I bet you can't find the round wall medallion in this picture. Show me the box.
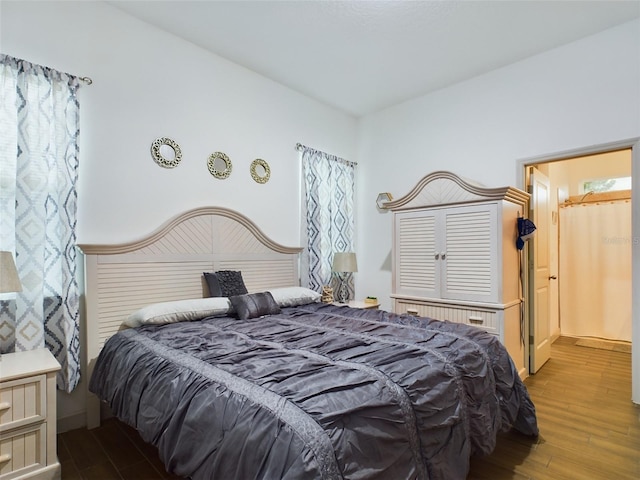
[207,152,232,179]
[250,159,271,184]
[151,137,182,168]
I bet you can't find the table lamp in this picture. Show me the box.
[332,252,357,303]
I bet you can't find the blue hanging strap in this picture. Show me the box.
[516,217,537,250]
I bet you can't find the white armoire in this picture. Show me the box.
[387,171,530,378]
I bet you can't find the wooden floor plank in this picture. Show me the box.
[91,420,148,470]
[60,427,112,471]
[120,460,169,480]
[78,461,122,480]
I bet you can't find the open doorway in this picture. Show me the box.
[528,149,632,366]
[520,138,639,406]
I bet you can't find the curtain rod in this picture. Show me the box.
[53,70,92,85]
[561,198,631,208]
[562,189,631,207]
[42,65,92,85]
[295,142,358,166]
[1,54,93,85]
[41,63,92,85]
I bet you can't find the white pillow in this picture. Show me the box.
[125,297,232,328]
[268,287,321,307]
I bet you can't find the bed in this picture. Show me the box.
[80,207,538,480]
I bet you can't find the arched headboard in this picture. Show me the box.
[79,206,302,427]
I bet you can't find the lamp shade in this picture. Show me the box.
[332,252,358,273]
[0,251,22,293]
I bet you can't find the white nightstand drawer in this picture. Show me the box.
[0,349,60,480]
[0,376,46,433]
[0,423,46,480]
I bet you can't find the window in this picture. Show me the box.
[299,146,356,298]
[582,176,631,194]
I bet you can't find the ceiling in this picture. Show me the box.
[109,0,640,117]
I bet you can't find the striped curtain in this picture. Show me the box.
[0,55,82,392]
[300,146,356,297]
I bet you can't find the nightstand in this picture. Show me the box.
[0,348,61,480]
[334,300,380,310]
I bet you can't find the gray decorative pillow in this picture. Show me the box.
[203,272,223,297]
[204,270,248,297]
[229,292,281,320]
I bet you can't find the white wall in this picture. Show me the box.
[356,19,640,402]
[1,1,356,247]
[1,0,357,429]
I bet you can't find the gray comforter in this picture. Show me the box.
[89,303,538,480]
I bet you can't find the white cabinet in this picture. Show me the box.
[388,171,530,378]
[0,349,60,480]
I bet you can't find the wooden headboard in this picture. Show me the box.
[78,206,302,428]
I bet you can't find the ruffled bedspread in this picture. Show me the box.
[89,303,538,480]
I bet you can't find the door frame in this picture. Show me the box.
[517,137,640,404]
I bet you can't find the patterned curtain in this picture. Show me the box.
[0,55,81,392]
[300,146,356,297]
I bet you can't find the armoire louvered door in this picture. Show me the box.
[396,210,439,299]
[395,203,498,304]
[441,204,497,303]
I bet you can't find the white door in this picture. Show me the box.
[529,168,551,373]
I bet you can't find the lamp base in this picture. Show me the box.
[335,273,350,303]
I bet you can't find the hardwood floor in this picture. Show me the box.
[469,336,639,479]
[58,416,184,480]
[59,337,639,479]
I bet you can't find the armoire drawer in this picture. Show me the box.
[395,300,499,335]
